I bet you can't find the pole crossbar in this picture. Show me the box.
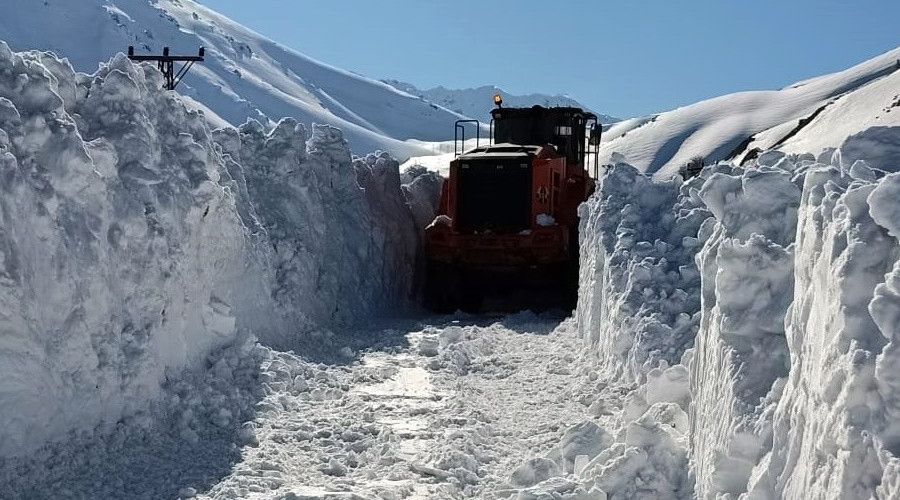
[127,46,205,90]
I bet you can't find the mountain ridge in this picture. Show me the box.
[383,79,620,126]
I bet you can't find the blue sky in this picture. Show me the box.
[198,0,900,118]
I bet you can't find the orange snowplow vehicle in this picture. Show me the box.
[424,96,601,312]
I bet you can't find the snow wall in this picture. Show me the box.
[0,43,429,458]
[575,147,900,498]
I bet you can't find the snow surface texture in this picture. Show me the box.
[400,165,444,237]
[573,151,900,498]
[576,163,706,381]
[212,121,421,345]
[599,47,900,178]
[196,314,602,500]
[0,0,475,158]
[0,43,422,459]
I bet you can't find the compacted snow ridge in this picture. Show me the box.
[571,149,900,499]
[0,43,423,469]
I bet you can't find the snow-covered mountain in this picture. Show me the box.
[0,0,476,158]
[384,79,620,126]
[601,47,900,178]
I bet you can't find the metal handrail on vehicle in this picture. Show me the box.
[454,120,481,157]
[584,113,601,178]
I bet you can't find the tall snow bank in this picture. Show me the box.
[0,42,265,457]
[573,150,900,498]
[683,155,900,498]
[688,160,800,497]
[0,42,422,458]
[563,162,709,497]
[746,160,900,499]
[576,162,707,380]
[213,121,419,343]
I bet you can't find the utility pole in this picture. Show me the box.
[127,46,205,91]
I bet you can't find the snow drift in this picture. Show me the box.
[572,150,900,498]
[0,42,422,458]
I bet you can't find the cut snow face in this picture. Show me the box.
[0,42,424,460]
[0,42,265,458]
[212,121,423,346]
[0,0,474,158]
[573,151,900,499]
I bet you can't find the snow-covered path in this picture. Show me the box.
[200,314,593,499]
[0,313,611,500]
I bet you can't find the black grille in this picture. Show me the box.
[456,159,532,233]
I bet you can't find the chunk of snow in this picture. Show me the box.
[536,213,556,226]
[551,421,613,473]
[509,457,561,488]
[438,326,465,349]
[427,214,452,229]
[417,335,440,357]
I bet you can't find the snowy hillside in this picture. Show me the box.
[0,0,474,158]
[384,79,619,126]
[601,47,900,178]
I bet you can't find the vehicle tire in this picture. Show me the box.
[424,260,459,313]
[459,270,484,313]
[564,225,581,310]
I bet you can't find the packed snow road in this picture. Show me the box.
[204,313,593,499]
[1,313,617,499]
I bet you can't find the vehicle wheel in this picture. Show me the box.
[459,274,484,313]
[424,261,459,313]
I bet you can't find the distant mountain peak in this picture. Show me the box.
[382,80,620,125]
